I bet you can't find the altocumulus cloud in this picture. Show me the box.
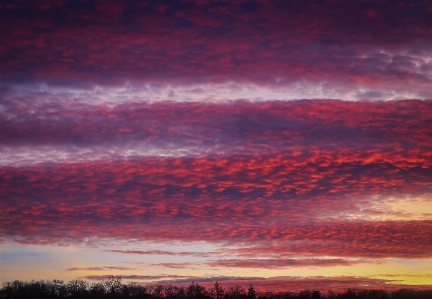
[1,0,432,291]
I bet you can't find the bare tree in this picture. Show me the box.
[104,276,123,295]
[210,282,225,299]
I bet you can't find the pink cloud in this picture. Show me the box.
[103,250,218,258]
[2,100,432,260]
[205,258,374,269]
[1,100,431,160]
[66,266,134,271]
[1,1,431,96]
[82,275,189,281]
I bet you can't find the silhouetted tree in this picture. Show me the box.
[360,289,389,299]
[1,279,432,299]
[176,286,187,298]
[187,282,208,299]
[247,286,256,299]
[298,290,313,299]
[164,285,179,298]
[90,282,106,298]
[326,290,337,299]
[50,279,66,298]
[388,288,432,299]
[225,285,247,299]
[127,282,151,299]
[104,276,122,296]
[66,280,88,298]
[211,282,225,299]
[311,291,321,299]
[150,284,165,298]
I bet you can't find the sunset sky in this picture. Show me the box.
[1,0,432,293]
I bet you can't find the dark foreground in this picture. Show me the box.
[1,278,431,299]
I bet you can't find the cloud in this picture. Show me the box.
[103,250,217,258]
[82,275,189,281]
[149,263,196,269]
[1,0,431,96]
[66,266,135,271]
[370,273,432,279]
[2,198,431,258]
[2,100,432,261]
[205,258,375,269]
[223,220,432,258]
[1,99,431,163]
[103,250,180,256]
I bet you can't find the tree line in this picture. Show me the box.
[1,277,431,299]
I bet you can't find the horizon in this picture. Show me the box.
[2,277,432,295]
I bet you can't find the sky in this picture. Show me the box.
[1,0,432,293]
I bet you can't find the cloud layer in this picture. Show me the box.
[1,100,432,264]
[2,99,432,162]
[1,0,432,98]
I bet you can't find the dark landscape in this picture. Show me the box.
[1,278,432,299]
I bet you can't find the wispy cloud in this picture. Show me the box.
[103,250,218,258]
[205,258,378,269]
[66,266,135,271]
[82,275,189,281]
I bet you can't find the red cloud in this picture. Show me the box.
[1,1,431,95]
[205,258,373,269]
[1,100,431,259]
[1,100,431,159]
[149,263,196,269]
[103,250,218,258]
